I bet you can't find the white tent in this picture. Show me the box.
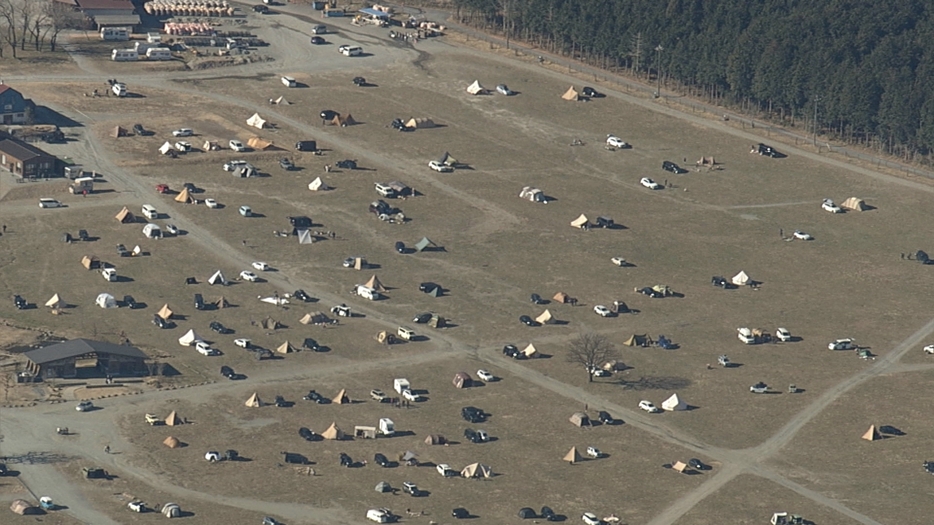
[731,271,750,286]
[260,296,290,306]
[466,80,486,95]
[246,113,267,129]
[273,96,291,105]
[208,270,227,285]
[662,393,687,411]
[159,141,173,155]
[45,294,64,308]
[142,223,161,239]
[297,229,314,244]
[95,293,117,308]
[308,177,330,191]
[570,214,589,229]
[178,329,203,346]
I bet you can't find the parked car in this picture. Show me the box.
[223,160,249,172]
[582,86,602,97]
[688,458,708,470]
[402,481,421,496]
[638,400,659,413]
[662,160,687,174]
[402,389,422,402]
[331,304,351,317]
[172,128,193,137]
[234,338,251,348]
[13,295,26,309]
[336,159,357,170]
[303,390,327,403]
[640,177,662,189]
[597,410,614,424]
[239,270,258,282]
[452,507,470,519]
[755,143,781,157]
[418,282,438,293]
[251,261,270,271]
[310,36,325,45]
[502,344,523,359]
[477,369,495,382]
[293,289,312,302]
[353,76,367,86]
[76,401,94,412]
[496,84,514,95]
[924,345,934,354]
[750,382,769,393]
[279,158,295,170]
[582,512,601,525]
[123,295,138,309]
[38,197,62,208]
[196,341,218,356]
[165,224,179,235]
[152,315,169,329]
[428,160,454,172]
[606,135,630,148]
[540,506,557,521]
[411,312,431,324]
[374,453,390,467]
[220,365,235,379]
[133,123,147,135]
[828,338,856,350]
[395,241,406,253]
[204,198,219,208]
[239,205,253,217]
[461,406,485,423]
[519,315,537,327]
[370,389,387,402]
[209,321,230,334]
[437,463,455,476]
[793,230,813,240]
[586,446,602,458]
[593,305,612,317]
[464,428,481,443]
[311,24,328,34]
[776,328,792,342]
[320,109,339,120]
[821,199,843,213]
[229,140,245,152]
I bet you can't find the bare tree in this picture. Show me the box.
[0,0,19,58]
[27,1,48,51]
[566,332,619,383]
[17,0,29,51]
[44,0,82,52]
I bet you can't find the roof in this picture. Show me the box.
[0,84,13,96]
[0,138,53,161]
[359,7,390,18]
[91,14,142,26]
[76,0,135,10]
[25,338,148,364]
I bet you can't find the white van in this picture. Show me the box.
[366,509,392,523]
[355,285,380,300]
[341,45,362,57]
[141,204,158,220]
[281,76,296,87]
[374,183,394,198]
[112,83,127,97]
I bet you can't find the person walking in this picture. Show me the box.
[104,445,111,454]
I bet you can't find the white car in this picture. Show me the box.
[366,509,392,523]
[172,128,193,137]
[127,501,145,513]
[234,338,251,348]
[591,368,610,377]
[477,369,495,382]
[776,328,792,342]
[165,224,179,235]
[586,446,602,458]
[76,400,94,412]
[828,338,855,350]
[401,389,422,402]
[223,160,249,172]
[495,84,514,96]
[436,463,455,477]
[821,200,842,213]
[640,177,662,190]
[38,198,62,208]
[229,140,245,152]
[593,305,612,317]
[610,256,627,267]
[195,341,217,356]
[606,135,630,148]
[750,382,769,394]
[174,141,191,152]
[638,400,659,413]
[924,345,934,354]
[252,261,270,271]
[239,270,258,282]
[204,198,218,208]
[428,160,454,173]
[793,230,813,240]
[582,512,601,525]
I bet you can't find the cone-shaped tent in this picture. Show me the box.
[466,80,486,95]
[157,304,174,320]
[321,422,343,440]
[115,207,135,223]
[332,388,349,404]
[424,434,446,445]
[159,141,173,154]
[81,255,100,269]
[274,96,291,105]
[563,446,582,464]
[175,187,193,203]
[553,292,568,303]
[245,392,262,407]
[214,296,229,308]
[262,317,281,330]
[276,341,297,354]
[623,334,650,346]
[569,412,590,427]
[364,274,387,292]
[862,425,882,441]
[460,462,492,478]
[163,436,181,448]
[112,125,127,138]
[536,309,555,324]
[178,329,202,346]
[375,481,391,492]
[414,237,438,252]
[308,177,331,191]
[522,343,538,358]
[45,294,63,308]
[731,271,750,286]
[662,393,687,411]
[165,410,181,426]
[562,86,580,101]
[570,214,589,228]
[208,270,227,285]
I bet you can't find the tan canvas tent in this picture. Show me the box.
[364,274,387,292]
[672,461,688,473]
[570,214,589,229]
[10,499,33,515]
[165,410,181,426]
[157,304,174,320]
[842,197,868,211]
[332,389,349,404]
[163,436,181,448]
[81,255,99,270]
[45,294,63,308]
[331,114,357,127]
[299,313,314,325]
[453,371,471,388]
[569,412,590,427]
[115,206,135,223]
[466,80,487,95]
[276,341,297,354]
[262,317,281,330]
[246,113,267,129]
[321,422,343,440]
[308,177,331,191]
[425,434,447,445]
[214,296,229,309]
[562,86,580,101]
[862,425,882,441]
[203,140,219,151]
[662,393,687,411]
[731,271,750,286]
[247,136,275,150]
[536,309,555,324]
[563,446,582,464]
[300,311,329,325]
[353,257,367,270]
[405,117,436,129]
[112,125,127,138]
[159,141,173,155]
[623,334,651,346]
[376,330,396,344]
[553,292,568,303]
[175,187,193,203]
[522,343,538,358]
[460,462,492,478]
[273,96,291,105]
[245,392,262,407]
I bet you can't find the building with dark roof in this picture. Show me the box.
[0,83,33,125]
[74,0,140,30]
[24,339,149,379]
[0,137,60,178]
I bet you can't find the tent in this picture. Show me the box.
[301,311,330,325]
[162,503,181,518]
[178,329,202,346]
[159,141,173,155]
[332,389,349,404]
[297,229,315,244]
[246,113,267,129]
[273,96,291,105]
[174,187,193,203]
[115,207,135,223]
[569,412,590,427]
[245,392,262,407]
[331,114,357,127]
[518,508,536,519]
[536,309,555,324]
[429,314,446,328]
[276,341,297,354]
[623,334,651,346]
[862,425,882,441]
[522,343,538,358]
[96,293,117,309]
[731,271,750,286]
[414,237,438,252]
[427,286,442,297]
[353,257,367,270]
[466,80,487,95]
[247,136,275,150]
[842,197,868,211]
[375,481,391,493]
[405,117,436,129]
[208,270,227,285]
[652,284,672,296]
[461,462,492,478]
[157,304,174,320]
[453,371,471,388]
[214,296,229,308]
[570,214,590,229]
[364,274,387,292]
[203,140,219,151]
[435,152,457,166]
[519,186,546,203]
[562,86,580,101]
[424,434,447,445]
[142,223,161,239]
[603,360,624,371]
[321,422,344,440]
[401,450,418,464]
[308,177,331,191]
[45,294,63,308]
[376,331,396,344]
[672,461,688,473]
[662,393,687,411]
[81,255,100,269]
[262,317,281,330]
[165,410,181,426]
[553,292,568,303]
[112,125,127,138]
[163,436,181,448]
[563,446,582,464]
[10,500,34,515]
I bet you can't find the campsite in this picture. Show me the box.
[1,3,934,525]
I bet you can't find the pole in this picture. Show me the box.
[654,45,664,98]
[812,95,821,146]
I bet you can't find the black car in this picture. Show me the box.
[582,86,603,98]
[273,395,287,407]
[303,390,327,403]
[711,276,730,288]
[320,109,340,121]
[598,410,614,424]
[78,229,89,241]
[688,458,708,470]
[133,123,146,135]
[390,118,408,131]
[279,158,295,170]
[0,463,7,476]
[310,36,325,45]
[293,289,312,302]
[461,406,485,423]
[519,315,537,327]
[924,461,934,475]
[412,313,431,324]
[289,216,313,229]
[123,295,138,309]
[374,453,390,467]
[262,517,281,525]
[302,338,320,351]
[419,282,438,293]
[502,344,526,359]
[540,506,557,521]
[220,365,235,379]
[756,143,781,157]
[662,160,687,174]
[194,293,204,310]
[295,140,317,152]
[452,508,470,519]
[210,321,230,334]
[530,293,544,304]
[353,76,367,86]
[298,427,317,441]
[183,182,198,193]
[395,241,406,253]
[339,452,352,467]
[370,200,392,215]
[464,428,481,443]
[336,159,357,170]
[253,4,268,13]
[152,315,168,329]
[637,287,662,298]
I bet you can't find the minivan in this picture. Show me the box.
[374,183,395,198]
[311,25,327,34]
[341,45,362,57]
[141,204,158,219]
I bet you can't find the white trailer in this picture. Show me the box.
[145,48,173,61]
[378,418,395,436]
[101,27,129,41]
[111,49,138,62]
[393,378,410,394]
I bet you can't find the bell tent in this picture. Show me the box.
[246,113,267,129]
[662,393,687,411]
[165,410,181,426]
[208,270,227,285]
[157,304,174,320]
[364,274,387,292]
[308,177,331,191]
[561,86,580,101]
[45,294,64,308]
[245,392,262,407]
[174,188,193,203]
[332,389,349,404]
[96,293,117,309]
[862,425,882,441]
[563,446,582,464]
[178,329,202,346]
[731,271,750,286]
[276,341,297,354]
[321,422,344,440]
[466,80,487,95]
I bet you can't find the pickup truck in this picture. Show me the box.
[145,413,162,425]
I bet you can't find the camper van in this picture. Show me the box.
[281,76,296,87]
[341,45,362,57]
[112,83,128,97]
[393,378,410,394]
[69,177,94,194]
[355,285,380,300]
[111,49,138,62]
[101,27,129,41]
[145,48,172,61]
[378,418,395,436]
[141,204,158,220]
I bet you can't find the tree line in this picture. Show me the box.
[0,0,86,57]
[450,0,934,161]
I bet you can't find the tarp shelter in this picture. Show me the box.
[308,177,331,191]
[553,292,568,303]
[321,422,343,440]
[536,309,555,324]
[453,371,471,388]
[208,270,227,285]
[165,410,181,426]
[425,434,447,445]
[522,343,538,358]
[355,425,377,439]
[435,151,457,166]
[81,255,100,269]
[662,393,687,411]
[375,481,391,493]
[563,446,582,464]
[178,329,202,346]
[214,296,229,308]
[247,136,275,150]
[731,271,750,286]
[297,229,315,244]
[245,392,262,407]
[10,500,34,515]
[413,237,437,252]
[672,461,688,473]
[332,389,349,404]
[862,425,882,441]
[623,334,651,346]
[429,314,446,328]
[162,503,181,518]
[364,274,387,292]
[157,304,174,320]
[96,293,117,308]
[163,436,181,448]
[112,125,127,138]
[331,114,357,127]
[569,412,590,427]
[175,187,193,203]
[461,462,492,478]
[45,294,63,308]
[273,96,291,105]
[842,197,868,211]
[466,80,487,95]
[246,113,267,129]
[570,214,590,229]
[519,186,546,203]
[276,341,297,354]
[262,317,281,330]
[159,141,173,155]
[142,223,161,239]
[115,207,135,223]
[562,86,580,101]
[405,117,436,129]
[203,140,219,151]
